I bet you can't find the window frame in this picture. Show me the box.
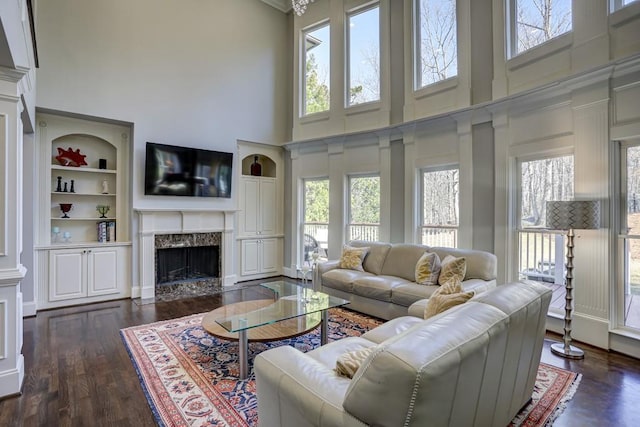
[346,173,381,242]
[301,20,331,118]
[506,0,573,60]
[419,164,459,247]
[301,177,330,262]
[345,1,381,109]
[412,0,459,91]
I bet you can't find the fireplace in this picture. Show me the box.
[154,232,222,299]
[135,209,236,300]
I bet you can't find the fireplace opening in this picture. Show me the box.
[156,245,219,286]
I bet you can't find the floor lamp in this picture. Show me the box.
[546,200,601,359]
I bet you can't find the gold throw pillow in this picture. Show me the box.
[339,245,369,272]
[424,278,474,319]
[335,346,376,379]
[438,255,467,285]
[415,252,441,285]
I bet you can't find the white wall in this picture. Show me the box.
[35,0,291,209]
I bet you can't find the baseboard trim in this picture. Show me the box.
[22,300,36,317]
[546,312,609,349]
[0,355,24,399]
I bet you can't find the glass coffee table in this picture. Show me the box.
[201,281,349,379]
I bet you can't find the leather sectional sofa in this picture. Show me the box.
[255,280,552,427]
[317,240,498,320]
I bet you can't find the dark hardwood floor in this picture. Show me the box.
[1,281,639,426]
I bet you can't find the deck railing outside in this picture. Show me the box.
[348,223,379,242]
[420,226,458,247]
[518,229,566,285]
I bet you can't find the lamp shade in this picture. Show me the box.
[546,200,600,230]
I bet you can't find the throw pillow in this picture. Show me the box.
[415,251,441,285]
[335,346,376,379]
[424,278,474,319]
[339,245,370,272]
[438,255,467,285]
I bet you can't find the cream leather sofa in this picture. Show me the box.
[317,240,498,320]
[255,281,552,427]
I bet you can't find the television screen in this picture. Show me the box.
[144,142,233,198]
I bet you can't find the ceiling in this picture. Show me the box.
[260,0,292,13]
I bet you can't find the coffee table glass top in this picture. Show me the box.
[215,281,349,333]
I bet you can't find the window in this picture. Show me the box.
[508,0,572,57]
[303,23,330,116]
[420,167,458,247]
[611,0,639,12]
[619,143,640,330]
[414,0,458,89]
[303,178,330,261]
[347,4,380,106]
[517,155,573,313]
[348,175,380,241]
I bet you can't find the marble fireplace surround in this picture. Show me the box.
[135,209,236,299]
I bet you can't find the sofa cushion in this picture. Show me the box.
[361,316,424,344]
[424,278,474,319]
[339,245,369,272]
[352,275,411,302]
[349,240,392,275]
[431,247,497,281]
[380,244,429,281]
[335,346,376,378]
[322,269,375,293]
[390,283,438,307]
[415,251,441,285]
[439,255,466,285]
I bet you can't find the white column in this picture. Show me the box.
[0,69,27,398]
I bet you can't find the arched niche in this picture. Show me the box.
[52,133,117,169]
[241,154,276,178]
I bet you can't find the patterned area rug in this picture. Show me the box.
[121,309,581,426]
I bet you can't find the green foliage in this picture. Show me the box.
[350,176,380,224]
[305,54,329,114]
[304,179,330,222]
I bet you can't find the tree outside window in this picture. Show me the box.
[415,0,458,89]
[348,175,380,241]
[513,0,572,56]
[421,167,458,247]
[347,5,380,106]
[303,23,330,115]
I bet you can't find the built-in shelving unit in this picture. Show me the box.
[236,143,284,280]
[35,113,132,310]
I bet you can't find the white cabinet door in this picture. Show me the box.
[241,178,259,235]
[87,247,120,296]
[261,238,278,273]
[49,249,85,301]
[241,239,260,276]
[260,179,277,235]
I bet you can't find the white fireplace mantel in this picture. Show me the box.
[134,209,237,299]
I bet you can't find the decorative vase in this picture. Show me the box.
[96,205,110,218]
[59,203,73,218]
[250,155,262,176]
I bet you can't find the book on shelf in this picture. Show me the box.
[97,221,116,243]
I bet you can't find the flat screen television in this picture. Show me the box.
[144,142,233,198]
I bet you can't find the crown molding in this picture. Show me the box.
[261,0,291,13]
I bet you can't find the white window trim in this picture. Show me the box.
[505,0,573,61]
[301,20,331,118]
[412,0,459,92]
[419,164,460,247]
[345,1,382,109]
[610,0,640,27]
[346,173,381,243]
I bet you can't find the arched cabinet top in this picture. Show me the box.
[241,154,276,178]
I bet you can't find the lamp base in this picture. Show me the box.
[550,342,584,359]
